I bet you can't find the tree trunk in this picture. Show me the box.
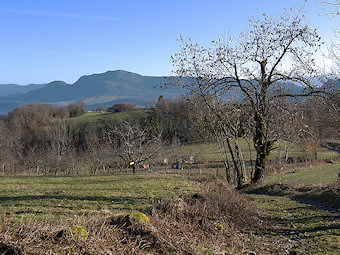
[226,138,243,188]
[235,139,246,185]
[252,116,272,183]
[223,160,231,183]
[214,129,232,184]
[253,148,267,183]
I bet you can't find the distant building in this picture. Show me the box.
[107,103,135,113]
[107,104,125,113]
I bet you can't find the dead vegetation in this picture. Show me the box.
[0,180,259,254]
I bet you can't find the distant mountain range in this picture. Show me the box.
[0,70,338,114]
[0,70,183,114]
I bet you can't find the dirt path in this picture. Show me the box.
[246,192,340,254]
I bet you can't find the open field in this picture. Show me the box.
[0,173,196,221]
[0,161,339,254]
[163,140,339,163]
[266,161,340,185]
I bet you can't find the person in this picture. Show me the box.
[130,161,136,173]
[176,162,180,169]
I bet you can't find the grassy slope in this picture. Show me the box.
[0,173,196,221]
[164,140,339,163]
[247,193,340,254]
[245,162,340,254]
[0,161,339,253]
[67,111,339,163]
[266,161,340,185]
[64,110,147,123]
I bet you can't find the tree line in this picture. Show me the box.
[0,91,337,178]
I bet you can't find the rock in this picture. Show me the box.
[126,212,151,224]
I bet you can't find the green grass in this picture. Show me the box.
[247,194,340,255]
[164,139,339,163]
[266,162,340,185]
[245,160,340,254]
[64,110,147,123]
[0,173,196,221]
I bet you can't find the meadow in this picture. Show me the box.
[0,116,339,254]
[0,173,196,221]
[0,158,339,254]
[163,139,339,164]
[266,160,340,185]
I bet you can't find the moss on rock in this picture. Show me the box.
[126,212,151,224]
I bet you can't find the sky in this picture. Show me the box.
[0,0,338,84]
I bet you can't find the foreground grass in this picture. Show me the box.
[0,180,260,254]
[0,173,196,221]
[245,161,340,254]
[247,193,340,254]
[1,161,339,254]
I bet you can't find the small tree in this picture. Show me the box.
[171,11,322,183]
[189,95,248,187]
[111,120,162,172]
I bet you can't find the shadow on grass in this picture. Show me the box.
[246,183,340,246]
[0,194,148,205]
[245,183,294,196]
[301,224,340,235]
[246,182,340,213]
[255,211,340,241]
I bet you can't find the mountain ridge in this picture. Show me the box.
[0,70,337,114]
[0,70,182,114]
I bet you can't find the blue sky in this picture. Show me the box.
[0,0,338,84]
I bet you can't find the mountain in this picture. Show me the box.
[1,70,335,114]
[0,83,45,97]
[0,70,183,114]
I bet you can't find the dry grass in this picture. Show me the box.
[0,180,259,254]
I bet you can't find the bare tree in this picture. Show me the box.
[319,1,340,139]
[0,120,23,173]
[111,120,162,173]
[190,95,248,187]
[321,0,340,16]
[171,11,322,183]
[319,0,340,73]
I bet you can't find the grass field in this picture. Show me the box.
[246,193,340,254]
[164,140,339,163]
[64,110,147,123]
[0,162,339,253]
[243,159,340,254]
[266,161,340,185]
[0,136,339,254]
[0,173,196,220]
